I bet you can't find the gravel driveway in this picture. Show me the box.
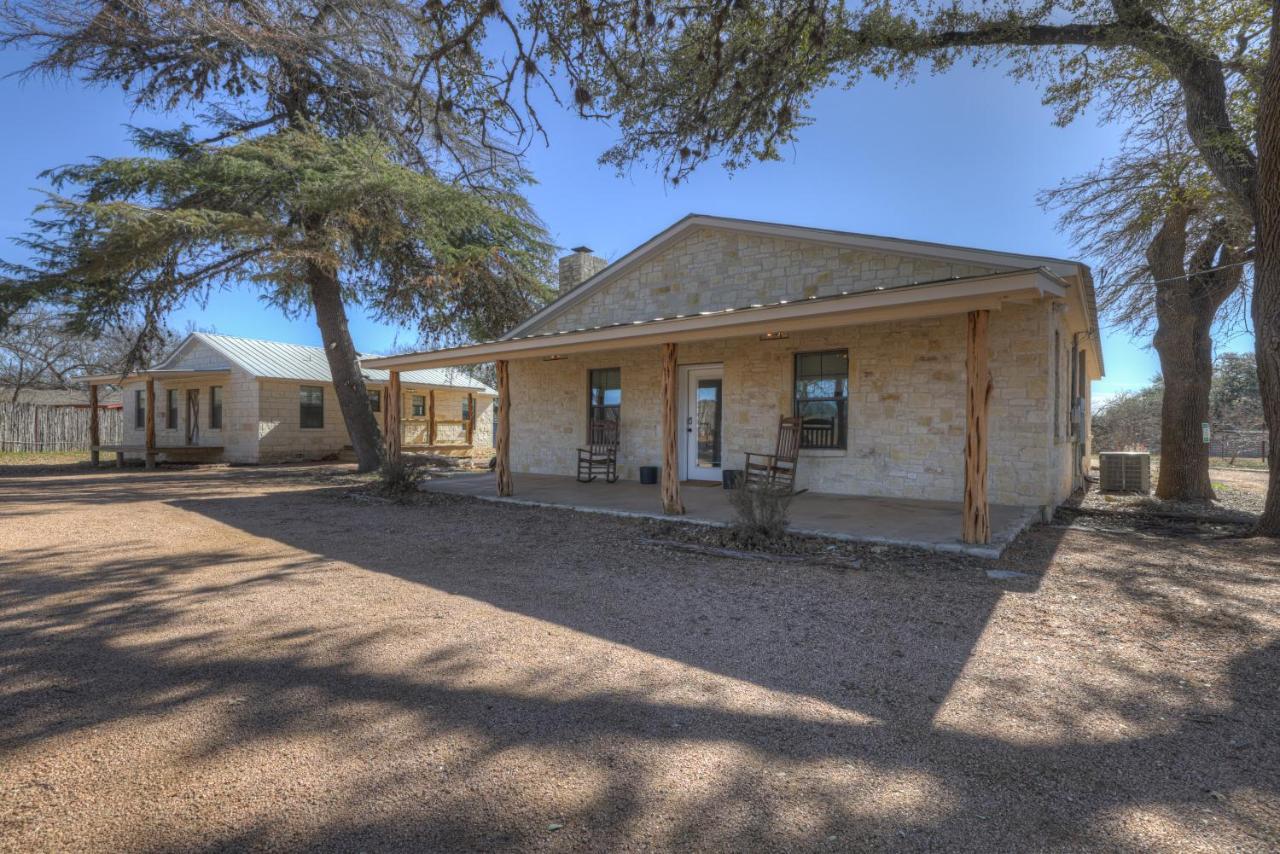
[1,465,1277,852]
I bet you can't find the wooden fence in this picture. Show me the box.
[0,404,123,452]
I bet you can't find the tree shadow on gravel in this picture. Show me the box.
[1,472,1277,851]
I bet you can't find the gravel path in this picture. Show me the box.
[1,465,1278,852]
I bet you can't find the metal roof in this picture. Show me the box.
[181,333,497,394]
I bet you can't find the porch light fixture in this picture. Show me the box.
[542,354,567,361]
[759,331,790,341]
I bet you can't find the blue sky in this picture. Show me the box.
[0,49,1254,400]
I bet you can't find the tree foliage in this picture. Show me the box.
[1094,353,1264,451]
[4,126,552,356]
[1212,351,1264,427]
[0,0,573,470]
[548,1,1267,196]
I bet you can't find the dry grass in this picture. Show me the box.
[0,450,90,467]
[1,465,1277,852]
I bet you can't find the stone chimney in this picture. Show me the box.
[558,246,607,293]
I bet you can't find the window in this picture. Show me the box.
[461,395,471,424]
[209,386,223,430]
[411,395,426,417]
[368,389,381,413]
[588,368,621,425]
[166,389,178,430]
[793,350,848,449]
[135,389,145,429]
[300,386,324,429]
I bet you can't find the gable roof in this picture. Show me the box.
[159,333,496,394]
[507,214,1096,342]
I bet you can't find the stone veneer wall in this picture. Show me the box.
[508,301,1060,507]
[121,338,259,463]
[394,387,495,452]
[123,344,498,465]
[534,227,1001,335]
[256,378,351,462]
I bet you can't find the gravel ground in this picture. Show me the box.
[1,465,1278,852]
[1079,460,1269,521]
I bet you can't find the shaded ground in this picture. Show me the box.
[1080,459,1269,522]
[1,465,1277,852]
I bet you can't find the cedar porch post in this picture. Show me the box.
[495,360,513,496]
[428,389,437,446]
[466,392,476,445]
[144,377,156,470]
[386,371,401,463]
[963,310,993,544]
[88,383,100,466]
[661,342,684,515]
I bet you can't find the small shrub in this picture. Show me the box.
[377,456,427,500]
[728,482,793,547]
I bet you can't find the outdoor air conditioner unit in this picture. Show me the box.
[1099,451,1151,493]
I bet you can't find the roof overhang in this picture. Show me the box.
[366,269,1070,373]
[78,368,232,385]
[364,376,496,395]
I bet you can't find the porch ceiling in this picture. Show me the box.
[364,268,1073,374]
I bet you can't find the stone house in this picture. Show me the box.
[84,332,495,465]
[365,215,1104,545]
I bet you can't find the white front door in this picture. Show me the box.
[681,365,724,481]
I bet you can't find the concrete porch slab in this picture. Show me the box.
[418,472,1039,558]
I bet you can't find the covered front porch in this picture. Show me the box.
[367,269,1084,547]
[417,472,1037,557]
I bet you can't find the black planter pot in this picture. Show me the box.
[639,465,659,485]
[722,469,743,489]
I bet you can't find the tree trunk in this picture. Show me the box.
[1253,1,1280,536]
[1153,316,1216,500]
[306,262,382,472]
[1144,206,1244,502]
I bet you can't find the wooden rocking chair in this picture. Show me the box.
[743,416,803,493]
[577,419,619,483]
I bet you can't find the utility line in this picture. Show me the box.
[1115,258,1251,287]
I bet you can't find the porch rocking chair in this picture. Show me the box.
[743,416,803,494]
[577,419,619,483]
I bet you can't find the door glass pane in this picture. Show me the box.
[695,379,721,468]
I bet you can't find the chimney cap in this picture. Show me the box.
[570,245,593,254]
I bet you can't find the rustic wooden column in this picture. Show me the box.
[385,372,401,463]
[495,360,513,496]
[661,342,684,515]
[428,389,437,446]
[466,392,476,445]
[963,310,993,544]
[88,384,101,466]
[144,377,156,470]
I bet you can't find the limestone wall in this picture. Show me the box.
[120,338,258,463]
[535,226,1001,334]
[508,301,1059,507]
[392,387,495,452]
[256,378,351,462]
